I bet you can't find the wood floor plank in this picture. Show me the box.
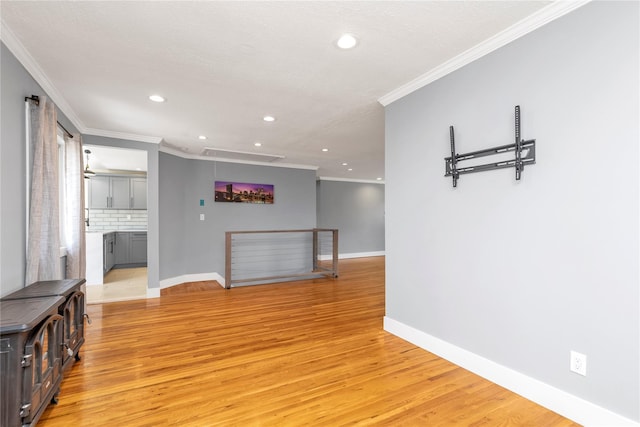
[38,257,580,426]
[160,280,222,296]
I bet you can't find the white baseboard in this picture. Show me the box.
[318,251,385,260]
[383,316,639,427]
[156,254,385,290]
[146,287,161,299]
[159,272,226,289]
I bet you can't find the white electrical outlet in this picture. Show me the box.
[200,214,205,221]
[570,351,587,376]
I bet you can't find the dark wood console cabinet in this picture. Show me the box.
[1,278,86,426]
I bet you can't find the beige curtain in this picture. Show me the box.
[25,96,61,285]
[64,133,86,279]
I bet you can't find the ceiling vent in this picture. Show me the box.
[201,147,285,163]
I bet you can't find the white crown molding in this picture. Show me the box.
[159,145,319,171]
[83,127,163,144]
[378,0,591,106]
[2,18,167,144]
[1,18,86,132]
[318,176,385,184]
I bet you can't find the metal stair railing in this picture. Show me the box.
[224,229,338,289]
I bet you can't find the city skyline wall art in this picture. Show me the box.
[214,181,275,204]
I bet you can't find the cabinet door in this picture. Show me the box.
[103,236,108,274]
[130,178,147,210]
[115,233,130,265]
[109,235,116,271]
[104,234,115,273]
[89,176,110,209]
[110,177,130,209]
[129,233,147,264]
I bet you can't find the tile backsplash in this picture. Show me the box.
[87,209,148,231]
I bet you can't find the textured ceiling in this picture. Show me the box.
[1,1,555,180]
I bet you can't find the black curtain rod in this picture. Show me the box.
[25,95,74,139]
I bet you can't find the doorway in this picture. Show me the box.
[83,145,148,303]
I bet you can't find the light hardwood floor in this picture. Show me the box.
[40,257,579,426]
[85,267,147,304]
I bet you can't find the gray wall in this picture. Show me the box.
[0,42,79,296]
[1,37,376,294]
[157,152,188,281]
[82,135,160,291]
[316,179,384,255]
[159,152,317,281]
[385,2,638,422]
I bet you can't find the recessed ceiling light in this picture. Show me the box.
[348,168,353,171]
[376,177,383,181]
[198,135,207,140]
[342,162,348,166]
[254,142,262,147]
[263,115,275,122]
[337,33,358,49]
[322,148,329,152]
[149,94,165,103]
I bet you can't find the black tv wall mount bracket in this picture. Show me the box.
[444,105,536,187]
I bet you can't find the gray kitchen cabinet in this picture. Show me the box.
[113,232,147,267]
[129,232,147,264]
[88,176,110,209]
[130,178,147,209]
[110,177,130,208]
[103,232,115,273]
[115,232,130,265]
[89,176,130,209]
